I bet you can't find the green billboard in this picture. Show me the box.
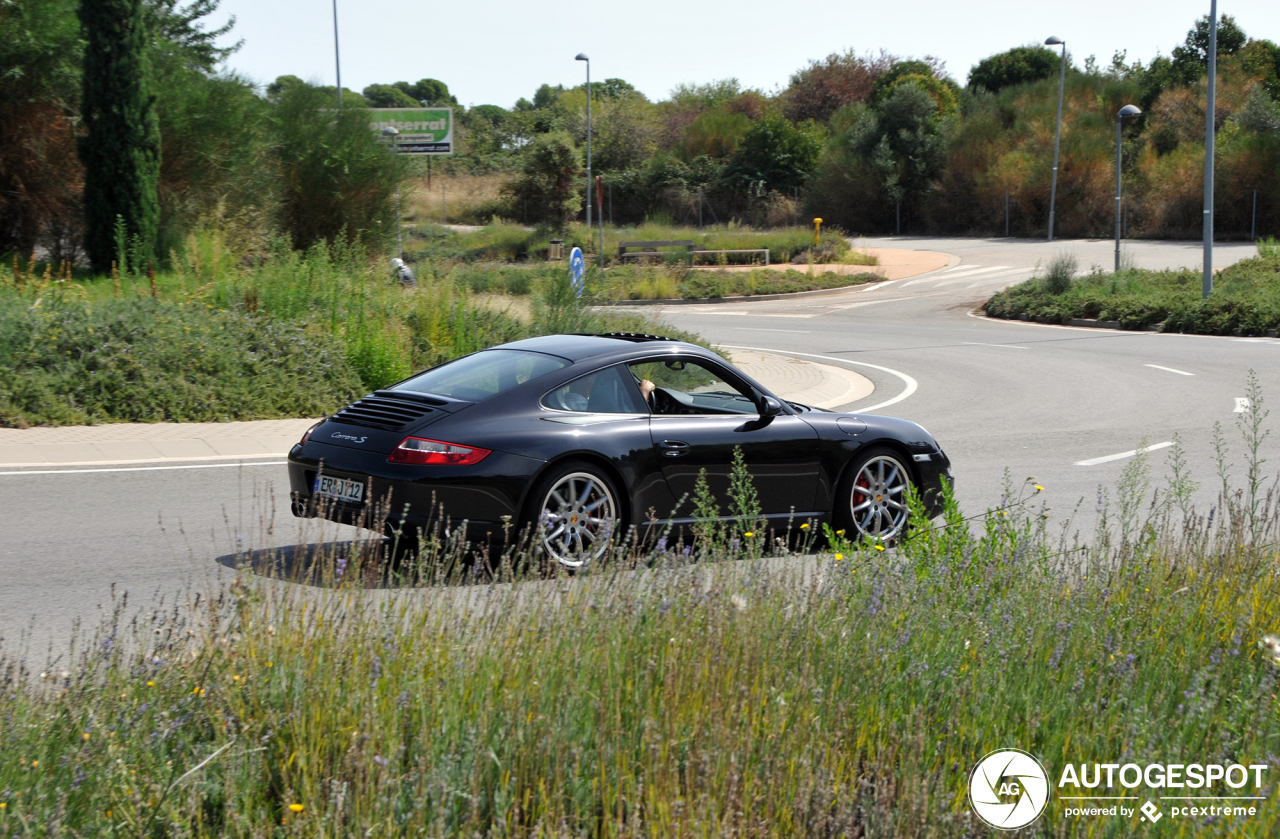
[369,107,453,155]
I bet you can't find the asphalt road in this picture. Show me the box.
[4,236,1276,658]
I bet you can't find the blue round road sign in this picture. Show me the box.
[568,247,585,298]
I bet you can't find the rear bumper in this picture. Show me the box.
[287,441,544,544]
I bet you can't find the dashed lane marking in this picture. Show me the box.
[1075,442,1173,467]
[1144,364,1194,376]
[720,345,918,413]
[962,342,1028,349]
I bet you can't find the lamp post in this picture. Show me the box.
[1114,104,1141,272]
[381,127,403,260]
[575,54,592,236]
[1045,36,1067,242]
[332,0,343,108]
[1203,0,1218,298]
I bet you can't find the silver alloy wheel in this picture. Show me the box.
[537,471,618,568]
[849,454,911,540]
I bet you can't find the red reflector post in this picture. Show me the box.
[388,437,491,466]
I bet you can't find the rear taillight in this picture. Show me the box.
[299,419,324,447]
[388,437,491,466]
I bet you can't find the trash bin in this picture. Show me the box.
[549,239,563,261]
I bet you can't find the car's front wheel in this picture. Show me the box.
[526,461,622,570]
[836,446,914,543]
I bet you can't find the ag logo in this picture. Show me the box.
[968,749,1050,830]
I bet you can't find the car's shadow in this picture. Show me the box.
[215,539,513,589]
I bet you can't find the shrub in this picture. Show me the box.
[500,131,583,231]
[1041,252,1078,294]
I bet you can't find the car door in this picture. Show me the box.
[627,356,820,518]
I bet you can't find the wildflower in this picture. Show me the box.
[30,762,37,768]
[82,733,90,741]
[744,531,754,538]
[0,803,5,809]
[836,529,845,536]
[800,523,810,530]
[289,804,304,813]
[730,595,747,613]
[834,554,844,561]
[964,639,971,649]
[146,681,155,687]
[1034,485,1044,492]
[373,755,389,767]
[874,544,885,551]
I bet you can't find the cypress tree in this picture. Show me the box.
[78,0,160,273]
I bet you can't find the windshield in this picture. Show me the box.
[392,350,570,402]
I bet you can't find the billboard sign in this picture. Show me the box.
[369,108,453,154]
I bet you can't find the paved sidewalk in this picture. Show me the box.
[0,352,869,468]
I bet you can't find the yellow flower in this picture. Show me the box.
[289,804,304,813]
[836,529,845,536]
[30,761,37,768]
[874,544,885,551]
[1034,485,1044,491]
[744,531,754,538]
[1,802,7,809]
[82,733,90,741]
[800,523,810,530]
[834,553,844,561]
[146,681,155,687]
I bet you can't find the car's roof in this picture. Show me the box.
[494,333,700,363]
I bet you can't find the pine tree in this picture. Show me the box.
[78,0,160,272]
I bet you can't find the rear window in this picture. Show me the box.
[392,350,570,402]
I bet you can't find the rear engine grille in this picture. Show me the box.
[331,393,435,431]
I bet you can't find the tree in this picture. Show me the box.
[144,0,239,72]
[782,50,892,124]
[393,78,456,106]
[724,114,823,193]
[1172,14,1248,83]
[501,131,582,230]
[0,0,83,258]
[870,59,936,103]
[968,46,1060,93]
[362,83,419,108]
[79,0,162,271]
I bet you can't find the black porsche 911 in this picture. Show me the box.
[288,333,951,567]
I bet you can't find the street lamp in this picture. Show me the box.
[381,127,403,260]
[1203,0,1219,298]
[332,0,343,109]
[575,54,592,234]
[1045,36,1067,242]
[1114,104,1141,272]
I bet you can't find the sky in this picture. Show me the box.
[210,0,1280,107]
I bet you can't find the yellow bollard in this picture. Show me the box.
[810,218,823,275]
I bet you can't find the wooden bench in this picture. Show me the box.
[618,240,695,259]
[618,240,770,266]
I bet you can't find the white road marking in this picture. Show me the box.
[964,272,1033,289]
[962,342,1028,349]
[720,345,917,412]
[1144,364,1194,376]
[1231,338,1280,344]
[1075,442,1174,467]
[0,461,286,477]
[1236,397,1252,413]
[825,295,919,310]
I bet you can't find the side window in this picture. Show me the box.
[628,358,759,415]
[542,364,648,414]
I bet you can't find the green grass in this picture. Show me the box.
[602,264,882,300]
[408,222,871,269]
[0,232,705,427]
[985,248,1280,334]
[3,407,1280,835]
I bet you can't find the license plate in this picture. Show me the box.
[313,475,365,504]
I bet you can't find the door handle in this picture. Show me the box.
[657,440,690,457]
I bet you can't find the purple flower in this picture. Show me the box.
[373,755,388,767]
[655,537,668,552]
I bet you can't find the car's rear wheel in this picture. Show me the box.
[526,461,621,570]
[836,447,913,543]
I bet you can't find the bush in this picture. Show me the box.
[985,254,1280,333]
[500,131,583,230]
[1041,252,1078,294]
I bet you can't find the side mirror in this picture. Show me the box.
[760,396,783,417]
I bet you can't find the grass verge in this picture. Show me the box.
[2,388,1280,834]
[0,234,704,427]
[985,243,1280,334]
